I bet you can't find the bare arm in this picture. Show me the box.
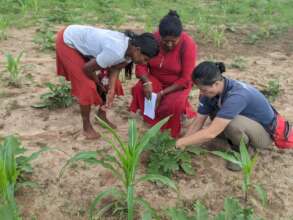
[185,114,208,136]
[83,58,101,82]
[176,117,231,149]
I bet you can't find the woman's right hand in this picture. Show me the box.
[143,82,152,100]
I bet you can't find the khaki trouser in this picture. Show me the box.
[222,115,273,150]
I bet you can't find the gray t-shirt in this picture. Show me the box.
[63,25,129,68]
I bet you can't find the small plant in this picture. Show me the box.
[212,138,267,207]
[147,132,204,178]
[5,51,24,87]
[60,117,177,220]
[261,80,280,102]
[230,57,247,71]
[210,25,226,48]
[0,16,8,41]
[32,77,74,109]
[166,198,263,220]
[0,135,50,219]
[33,24,55,51]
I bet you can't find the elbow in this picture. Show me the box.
[82,65,89,75]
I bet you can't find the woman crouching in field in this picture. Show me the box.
[176,61,293,171]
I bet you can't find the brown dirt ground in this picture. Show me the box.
[0,25,293,220]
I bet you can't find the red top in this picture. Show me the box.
[136,31,197,88]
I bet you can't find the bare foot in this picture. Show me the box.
[96,110,117,129]
[83,128,100,140]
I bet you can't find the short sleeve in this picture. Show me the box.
[96,49,122,69]
[217,95,247,119]
[197,96,215,115]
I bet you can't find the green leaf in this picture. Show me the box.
[94,202,115,219]
[211,151,241,166]
[136,197,158,220]
[137,174,177,191]
[16,146,51,166]
[186,146,207,155]
[59,151,98,177]
[239,138,250,167]
[31,103,48,109]
[128,119,138,151]
[89,187,124,220]
[15,181,39,191]
[59,151,123,181]
[194,201,209,220]
[223,197,242,219]
[166,207,190,220]
[181,162,195,176]
[137,117,170,155]
[96,116,128,155]
[254,184,268,207]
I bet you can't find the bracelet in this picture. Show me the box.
[143,81,151,87]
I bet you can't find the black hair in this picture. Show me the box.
[159,10,182,37]
[125,30,159,58]
[192,61,226,85]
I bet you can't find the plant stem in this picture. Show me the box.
[127,185,134,220]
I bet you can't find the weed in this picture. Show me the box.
[229,57,247,71]
[5,51,24,87]
[32,77,74,109]
[147,131,204,178]
[210,25,226,48]
[166,197,263,220]
[33,24,55,51]
[60,117,177,220]
[261,80,280,102]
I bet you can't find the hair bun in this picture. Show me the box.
[168,10,180,18]
[215,62,226,73]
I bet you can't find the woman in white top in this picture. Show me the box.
[56,25,159,139]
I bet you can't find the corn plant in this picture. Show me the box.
[33,24,55,51]
[32,77,74,109]
[0,16,8,41]
[0,135,50,220]
[5,51,24,87]
[211,138,267,206]
[147,131,205,178]
[60,117,177,220]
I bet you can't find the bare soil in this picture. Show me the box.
[0,26,292,220]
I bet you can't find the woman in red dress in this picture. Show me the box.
[130,10,198,137]
[56,26,159,139]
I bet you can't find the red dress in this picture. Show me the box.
[55,28,124,106]
[130,32,197,137]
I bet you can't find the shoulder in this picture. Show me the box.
[181,32,196,44]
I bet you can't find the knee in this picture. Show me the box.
[224,120,249,146]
